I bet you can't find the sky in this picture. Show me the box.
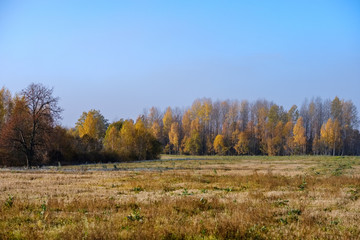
[0,0,359,127]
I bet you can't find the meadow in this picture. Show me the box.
[1,155,360,239]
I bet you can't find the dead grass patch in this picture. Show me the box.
[1,156,360,239]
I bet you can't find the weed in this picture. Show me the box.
[40,201,47,216]
[288,208,301,215]
[330,219,340,225]
[298,179,307,191]
[182,188,193,196]
[323,207,332,212]
[131,186,144,193]
[199,197,208,205]
[4,195,14,208]
[274,199,289,207]
[127,209,144,222]
[163,186,175,192]
[348,188,359,201]
[279,218,288,225]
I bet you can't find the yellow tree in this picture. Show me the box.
[234,131,250,155]
[333,119,342,154]
[182,109,192,137]
[202,99,213,154]
[151,121,162,141]
[213,134,227,155]
[256,107,268,154]
[266,121,283,156]
[118,120,135,160]
[79,111,98,139]
[116,118,161,160]
[293,117,306,154]
[274,121,284,155]
[183,118,202,155]
[321,118,341,155]
[312,133,322,155]
[134,118,148,160]
[77,110,108,140]
[162,107,173,152]
[183,132,201,155]
[169,122,180,154]
[103,120,123,152]
[103,126,119,152]
[283,121,294,155]
[162,107,173,138]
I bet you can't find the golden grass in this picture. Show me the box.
[0,156,360,239]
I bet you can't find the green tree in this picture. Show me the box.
[185,132,201,155]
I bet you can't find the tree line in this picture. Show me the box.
[0,83,161,167]
[141,96,359,156]
[1,83,359,167]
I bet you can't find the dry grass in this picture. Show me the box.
[1,155,360,239]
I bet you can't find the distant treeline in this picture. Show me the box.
[0,83,161,167]
[1,83,359,167]
[140,96,359,156]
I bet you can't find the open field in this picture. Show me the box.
[1,155,360,239]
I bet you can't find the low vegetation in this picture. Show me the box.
[1,155,359,239]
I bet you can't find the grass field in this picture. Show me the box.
[1,155,360,239]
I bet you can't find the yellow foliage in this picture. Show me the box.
[190,118,201,133]
[79,111,98,139]
[181,110,191,137]
[234,131,249,155]
[320,118,341,155]
[103,126,118,151]
[151,121,161,141]
[293,117,306,154]
[169,122,180,153]
[213,134,227,155]
[283,121,294,155]
[162,107,173,136]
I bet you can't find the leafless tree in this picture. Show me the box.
[0,83,62,167]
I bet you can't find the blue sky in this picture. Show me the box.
[1,0,359,127]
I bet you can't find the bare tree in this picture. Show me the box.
[0,83,62,167]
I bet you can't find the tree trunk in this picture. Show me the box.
[25,155,29,169]
[26,150,34,168]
